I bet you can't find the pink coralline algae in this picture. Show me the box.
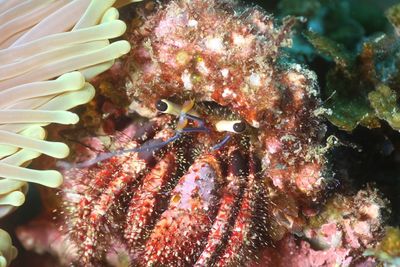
[14,0,389,266]
[250,189,386,267]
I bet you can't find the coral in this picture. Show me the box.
[16,218,77,266]
[251,188,386,267]
[251,234,372,267]
[365,227,400,266]
[386,3,400,35]
[368,84,400,130]
[278,0,389,59]
[303,3,400,132]
[305,189,385,252]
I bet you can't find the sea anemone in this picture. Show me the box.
[0,0,135,265]
[0,229,17,267]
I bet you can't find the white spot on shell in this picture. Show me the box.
[205,37,224,52]
[222,88,237,98]
[249,73,261,88]
[251,120,260,128]
[188,19,198,27]
[220,68,229,78]
[197,61,210,75]
[232,33,246,46]
[181,70,193,90]
[65,193,82,203]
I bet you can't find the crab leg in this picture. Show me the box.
[215,153,261,266]
[66,119,171,265]
[78,133,178,265]
[62,117,170,169]
[75,155,148,265]
[194,148,248,267]
[124,151,179,246]
[71,118,209,168]
[143,154,223,266]
[61,122,166,222]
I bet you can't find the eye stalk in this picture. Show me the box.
[155,99,181,116]
[155,99,199,118]
[215,120,247,134]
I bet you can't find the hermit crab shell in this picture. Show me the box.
[126,0,319,129]
[124,0,325,199]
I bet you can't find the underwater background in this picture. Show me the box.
[1,0,400,266]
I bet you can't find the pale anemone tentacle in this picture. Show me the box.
[0,0,68,45]
[11,0,91,46]
[0,125,46,159]
[0,163,63,188]
[0,126,45,211]
[0,130,70,159]
[0,71,85,108]
[101,6,120,23]
[0,83,95,133]
[0,0,51,26]
[0,110,79,126]
[0,0,19,14]
[0,148,42,192]
[0,126,43,219]
[0,1,136,264]
[80,6,121,79]
[73,0,116,29]
[0,0,131,207]
[0,28,27,49]
[0,20,127,67]
[0,40,110,80]
[0,191,25,207]
[0,229,17,267]
[0,40,130,89]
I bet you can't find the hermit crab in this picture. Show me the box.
[60,0,328,266]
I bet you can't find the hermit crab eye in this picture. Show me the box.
[156,99,168,112]
[215,120,247,134]
[155,99,181,116]
[233,121,246,133]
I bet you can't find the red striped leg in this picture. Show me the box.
[143,154,223,266]
[194,149,248,266]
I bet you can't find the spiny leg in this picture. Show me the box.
[124,152,179,248]
[194,147,248,267]
[215,152,261,266]
[143,154,223,266]
[65,121,173,265]
[78,129,181,265]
